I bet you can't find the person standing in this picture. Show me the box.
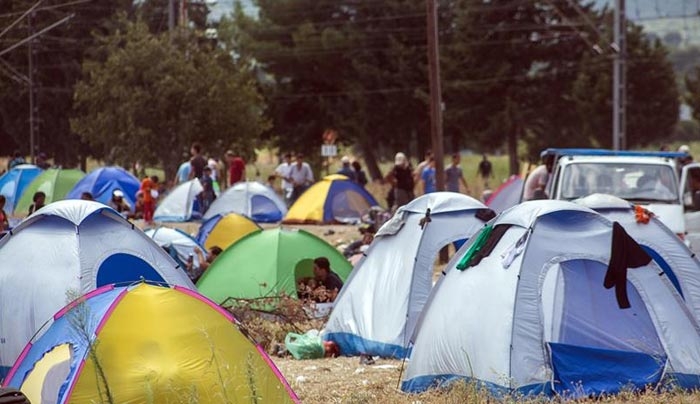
[0,195,9,231]
[275,153,293,204]
[385,152,414,212]
[523,155,555,201]
[198,166,217,213]
[413,149,433,183]
[188,143,207,180]
[288,153,314,204]
[336,156,356,181]
[352,161,368,187]
[421,158,437,194]
[477,154,493,188]
[140,176,156,223]
[446,153,470,194]
[8,151,25,171]
[225,150,246,187]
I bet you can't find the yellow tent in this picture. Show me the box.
[284,174,379,224]
[196,212,262,250]
[4,283,299,403]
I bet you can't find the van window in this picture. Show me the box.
[560,163,678,203]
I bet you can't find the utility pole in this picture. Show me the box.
[426,0,444,191]
[427,0,449,263]
[168,0,176,36]
[28,11,37,164]
[613,0,626,150]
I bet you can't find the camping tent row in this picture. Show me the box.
[0,166,141,218]
[4,283,299,403]
[325,194,700,397]
[0,200,195,379]
[155,175,378,224]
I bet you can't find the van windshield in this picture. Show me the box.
[560,162,679,203]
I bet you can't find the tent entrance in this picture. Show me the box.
[543,259,666,396]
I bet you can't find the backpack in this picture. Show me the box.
[0,388,30,404]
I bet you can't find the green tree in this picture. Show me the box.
[686,65,700,123]
[0,0,132,167]
[71,19,268,181]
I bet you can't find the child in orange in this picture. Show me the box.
[140,176,155,223]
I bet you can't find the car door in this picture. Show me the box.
[679,163,700,254]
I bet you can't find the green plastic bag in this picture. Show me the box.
[285,332,325,360]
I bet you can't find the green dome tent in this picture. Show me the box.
[197,228,352,303]
[15,168,85,215]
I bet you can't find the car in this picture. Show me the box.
[535,148,688,240]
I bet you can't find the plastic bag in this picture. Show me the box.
[285,331,325,360]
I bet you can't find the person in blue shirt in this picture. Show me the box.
[336,156,356,181]
[421,158,437,194]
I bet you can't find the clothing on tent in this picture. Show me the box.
[604,222,653,309]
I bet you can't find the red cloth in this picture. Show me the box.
[143,200,154,223]
[228,157,245,184]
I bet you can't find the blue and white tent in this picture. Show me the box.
[0,164,42,216]
[144,226,205,271]
[66,166,140,209]
[325,193,494,358]
[153,179,203,222]
[0,200,194,380]
[403,200,700,398]
[203,181,287,223]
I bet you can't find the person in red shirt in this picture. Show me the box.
[0,195,9,231]
[225,150,246,187]
[140,176,157,223]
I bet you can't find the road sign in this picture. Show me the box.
[321,145,338,157]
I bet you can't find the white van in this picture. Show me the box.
[541,149,687,238]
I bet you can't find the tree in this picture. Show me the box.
[0,0,132,167]
[71,19,268,181]
[686,65,700,123]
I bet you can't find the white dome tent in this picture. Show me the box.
[324,193,494,358]
[0,200,194,380]
[153,179,203,222]
[403,200,700,398]
[203,181,287,223]
[144,226,206,271]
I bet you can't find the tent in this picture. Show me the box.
[153,179,203,222]
[0,164,42,216]
[196,212,261,250]
[66,166,140,209]
[284,174,379,224]
[0,200,194,379]
[15,168,85,216]
[4,283,299,403]
[197,228,352,303]
[144,226,206,270]
[485,174,523,213]
[325,193,494,358]
[204,181,287,223]
[403,200,700,398]
[576,193,700,323]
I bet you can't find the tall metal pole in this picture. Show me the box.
[426,0,444,192]
[168,0,175,35]
[28,11,36,164]
[613,0,626,150]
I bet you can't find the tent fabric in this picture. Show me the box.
[4,283,299,403]
[144,226,206,269]
[203,181,287,223]
[284,175,379,224]
[485,174,523,213]
[195,213,261,250]
[197,228,352,303]
[402,200,700,398]
[0,200,194,379]
[66,166,140,210]
[576,193,700,324]
[14,169,85,216]
[0,164,42,216]
[153,179,203,222]
[325,193,492,358]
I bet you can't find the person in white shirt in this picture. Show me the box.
[288,152,314,204]
[523,155,554,201]
[275,153,293,204]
